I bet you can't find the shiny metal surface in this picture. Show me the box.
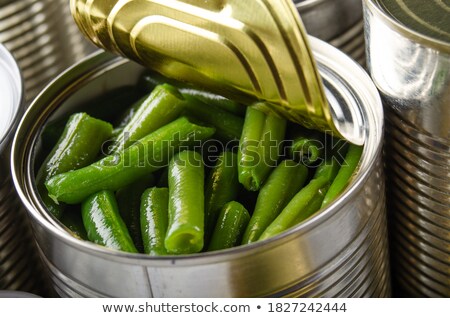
[71,0,364,145]
[295,0,363,41]
[0,44,45,294]
[12,38,390,297]
[364,0,450,297]
[0,0,95,102]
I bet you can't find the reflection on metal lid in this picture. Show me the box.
[375,0,450,44]
[0,44,21,145]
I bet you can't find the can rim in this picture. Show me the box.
[0,44,24,149]
[365,0,450,54]
[11,39,383,264]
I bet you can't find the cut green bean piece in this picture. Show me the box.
[81,190,137,253]
[116,175,155,252]
[165,151,205,254]
[46,117,216,204]
[109,84,185,153]
[238,105,287,191]
[180,88,246,116]
[208,201,250,251]
[321,145,363,208]
[36,113,113,219]
[140,187,169,255]
[258,176,330,241]
[258,157,341,241]
[241,160,308,244]
[289,127,325,165]
[204,151,240,241]
[114,95,148,130]
[181,98,244,142]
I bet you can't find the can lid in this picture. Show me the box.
[373,0,450,48]
[0,44,22,147]
[71,0,365,144]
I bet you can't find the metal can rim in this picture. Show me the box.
[364,0,450,54]
[0,44,24,150]
[11,38,383,264]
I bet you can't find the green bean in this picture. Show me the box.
[208,201,250,251]
[140,187,169,255]
[181,98,244,142]
[116,175,155,252]
[238,105,287,191]
[289,127,325,165]
[81,190,137,253]
[204,151,240,241]
[258,158,340,241]
[241,160,308,244]
[36,113,113,219]
[321,144,363,208]
[46,117,216,204]
[109,84,185,153]
[180,88,246,116]
[165,151,205,254]
[258,176,329,241]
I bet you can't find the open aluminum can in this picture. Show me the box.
[0,0,95,103]
[0,44,46,294]
[364,0,450,297]
[11,37,390,297]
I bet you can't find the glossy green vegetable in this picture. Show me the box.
[46,117,216,204]
[165,151,205,254]
[181,98,244,142]
[180,88,246,116]
[258,158,340,241]
[204,151,240,241]
[208,201,250,251]
[110,84,185,153]
[140,187,169,255]
[36,113,113,219]
[289,128,324,165]
[241,160,308,244]
[81,190,137,253]
[238,105,287,191]
[321,144,363,208]
[116,175,155,252]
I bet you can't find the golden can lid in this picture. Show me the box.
[71,0,365,145]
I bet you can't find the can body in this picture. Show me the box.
[0,0,95,102]
[364,0,450,297]
[12,38,390,297]
[294,0,366,65]
[0,44,46,294]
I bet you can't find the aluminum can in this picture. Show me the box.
[12,38,390,297]
[0,44,46,294]
[364,0,450,297]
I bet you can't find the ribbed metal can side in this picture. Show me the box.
[364,0,450,297]
[0,0,96,103]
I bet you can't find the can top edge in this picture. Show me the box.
[366,0,450,53]
[0,44,23,147]
[12,38,383,263]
